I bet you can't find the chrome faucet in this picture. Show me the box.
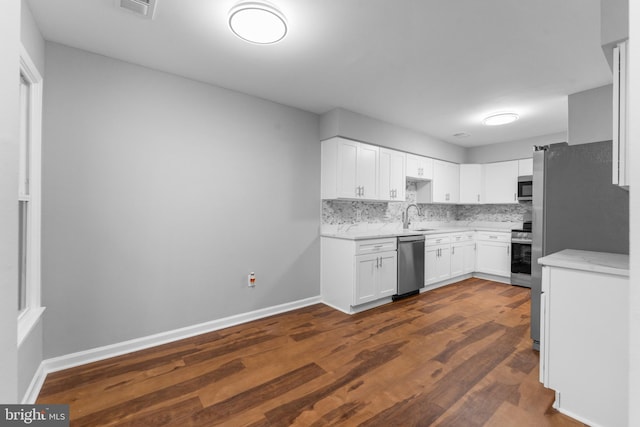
[402,204,421,229]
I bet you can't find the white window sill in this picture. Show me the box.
[18,306,45,347]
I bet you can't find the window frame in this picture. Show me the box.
[17,44,44,347]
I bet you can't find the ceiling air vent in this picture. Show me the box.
[117,0,157,19]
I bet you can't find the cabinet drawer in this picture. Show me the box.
[356,238,397,255]
[426,235,451,246]
[451,233,474,242]
[475,231,510,242]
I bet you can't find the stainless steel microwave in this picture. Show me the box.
[517,175,533,201]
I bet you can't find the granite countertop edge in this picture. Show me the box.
[320,226,513,241]
[537,249,629,277]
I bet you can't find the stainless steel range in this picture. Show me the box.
[511,221,532,288]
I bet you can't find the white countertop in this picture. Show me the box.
[320,226,513,240]
[538,249,629,277]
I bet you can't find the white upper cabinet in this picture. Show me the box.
[459,164,483,204]
[406,154,433,180]
[379,148,406,201]
[483,160,518,204]
[518,158,533,176]
[432,160,459,203]
[321,137,379,200]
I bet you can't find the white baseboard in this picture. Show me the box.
[21,362,47,404]
[22,295,322,403]
[472,272,511,285]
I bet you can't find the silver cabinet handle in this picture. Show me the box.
[477,194,480,202]
[514,193,517,201]
[452,246,455,255]
[490,236,497,239]
[380,256,383,267]
[507,245,510,255]
[373,244,383,249]
[362,186,365,197]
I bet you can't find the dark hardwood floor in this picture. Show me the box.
[37,278,586,426]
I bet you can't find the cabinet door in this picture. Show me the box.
[335,139,359,198]
[377,251,398,297]
[433,160,460,203]
[426,244,451,284]
[450,243,464,277]
[476,241,510,277]
[406,154,433,180]
[437,246,452,281]
[518,158,533,176]
[462,243,476,274]
[459,164,483,204]
[357,143,379,200]
[451,242,475,277]
[355,254,379,305]
[378,149,393,202]
[425,246,440,285]
[379,149,405,201]
[483,160,518,204]
[389,151,406,201]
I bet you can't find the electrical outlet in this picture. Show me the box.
[248,272,256,287]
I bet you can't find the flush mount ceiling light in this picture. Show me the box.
[482,112,520,126]
[228,2,287,44]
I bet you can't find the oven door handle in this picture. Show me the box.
[511,239,532,244]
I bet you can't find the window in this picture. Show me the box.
[17,45,43,346]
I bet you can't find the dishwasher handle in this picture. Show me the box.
[398,235,426,243]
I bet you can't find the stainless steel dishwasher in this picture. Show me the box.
[393,234,425,300]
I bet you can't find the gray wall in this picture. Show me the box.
[20,0,45,74]
[42,43,321,358]
[600,0,628,68]
[568,84,613,145]
[465,132,566,164]
[17,0,45,401]
[601,0,628,47]
[0,0,20,403]
[320,108,466,163]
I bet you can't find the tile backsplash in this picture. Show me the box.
[322,181,531,225]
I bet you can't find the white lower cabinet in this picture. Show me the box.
[425,240,451,285]
[475,232,511,277]
[322,230,514,314]
[450,233,476,277]
[425,232,478,286]
[321,237,397,314]
[355,251,397,305]
[539,253,629,427]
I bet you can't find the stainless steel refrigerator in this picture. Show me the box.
[530,140,629,350]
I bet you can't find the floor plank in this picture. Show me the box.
[37,278,587,426]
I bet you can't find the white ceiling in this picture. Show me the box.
[26,0,613,147]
